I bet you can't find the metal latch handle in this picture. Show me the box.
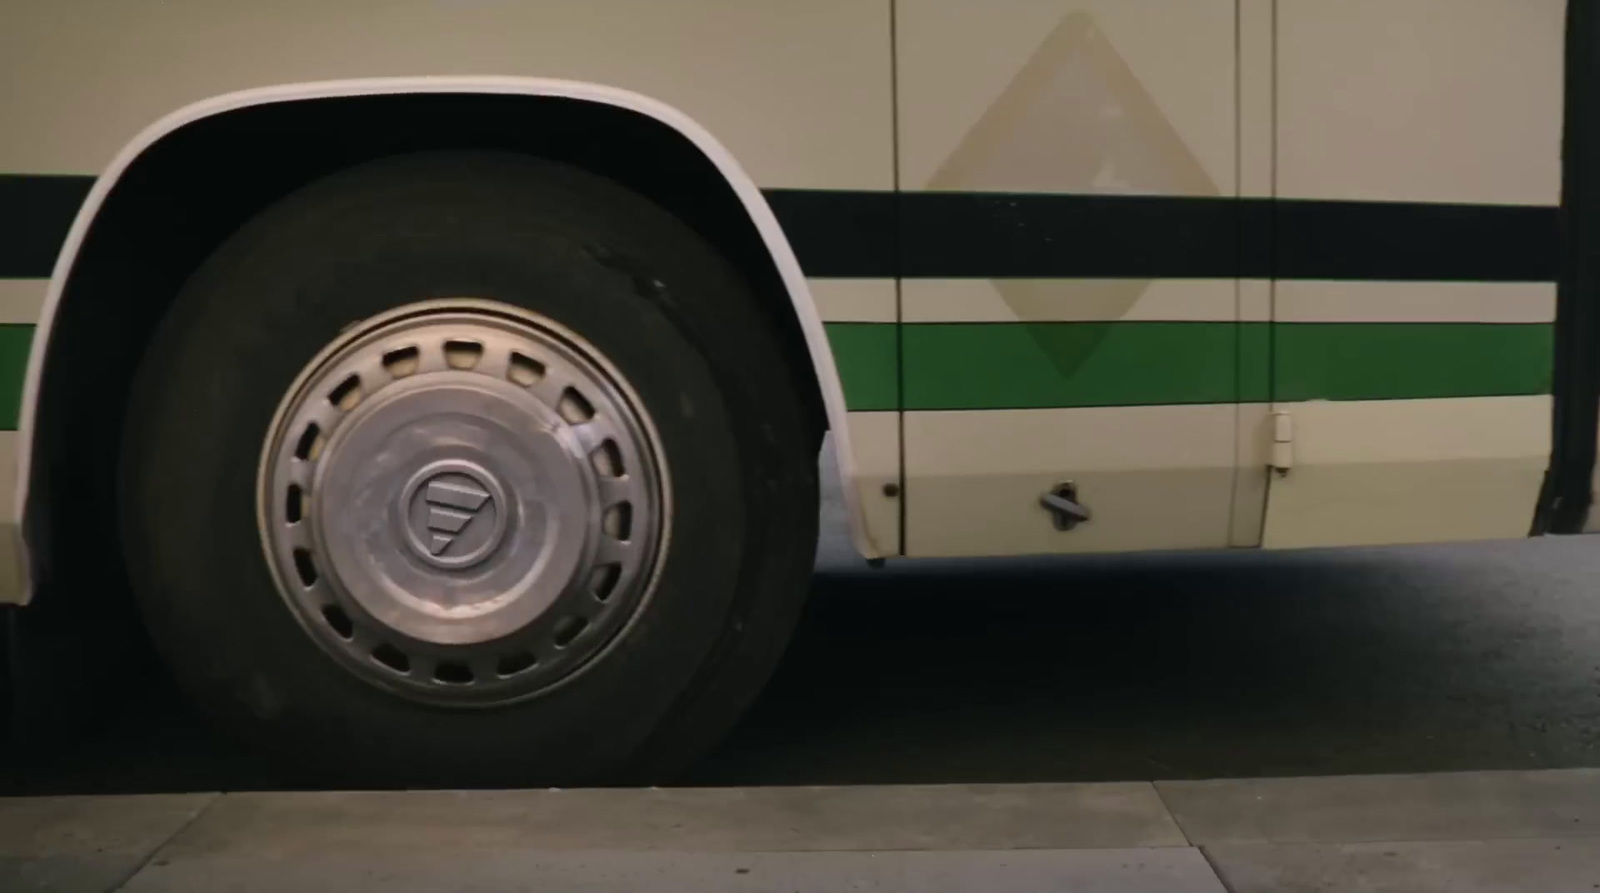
[1041,482,1090,531]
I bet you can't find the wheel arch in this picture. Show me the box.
[18,77,876,603]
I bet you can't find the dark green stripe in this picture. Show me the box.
[904,322,1238,410]
[1274,322,1552,402]
[0,325,32,429]
[828,321,1552,411]
[1240,319,1272,404]
[824,323,899,411]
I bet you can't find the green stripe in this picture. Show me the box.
[905,322,1237,410]
[1274,322,1551,402]
[0,325,31,429]
[1240,319,1271,404]
[824,323,898,411]
[827,321,1552,411]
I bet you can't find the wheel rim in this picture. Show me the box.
[257,299,668,705]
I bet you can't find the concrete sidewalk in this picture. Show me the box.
[2,769,1597,892]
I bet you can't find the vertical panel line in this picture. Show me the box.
[890,0,907,555]
[1228,0,1244,543]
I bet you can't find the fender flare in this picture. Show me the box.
[17,77,880,600]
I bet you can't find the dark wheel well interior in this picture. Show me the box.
[26,93,825,604]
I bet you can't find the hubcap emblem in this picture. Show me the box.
[399,460,509,570]
[422,479,491,555]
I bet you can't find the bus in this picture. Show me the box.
[0,0,1584,785]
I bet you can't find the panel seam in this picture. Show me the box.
[888,0,907,556]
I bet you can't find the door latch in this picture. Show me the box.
[1041,481,1091,531]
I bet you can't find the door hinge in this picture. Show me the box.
[1270,410,1293,476]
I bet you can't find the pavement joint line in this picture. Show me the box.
[1147,779,1229,889]
[1197,846,1240,893]
[108,791,223,893]
[1149,780,1195,847]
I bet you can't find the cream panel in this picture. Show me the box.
[1230,2,1272,547]
[903,278,1236,323]
[1276,281,1557,324]
[898,0,1236,195]
[844,411,901,556]
[1229,280,1273,547]
[1230,401,1272,546]
[811,279,897,323]
[1278,0,1564,205]
[1238,0,1274,199]
[905,406,1235,557]
[1239,278,1272,322]
[0,280,48,325]
[1263,396,1551,548]
[0,0,891,189]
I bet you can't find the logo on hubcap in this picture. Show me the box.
[422,479,491,556]
[399,460,509,570]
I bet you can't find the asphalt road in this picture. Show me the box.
[3,448,1598,793]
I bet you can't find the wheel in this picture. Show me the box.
[119,152,820,786]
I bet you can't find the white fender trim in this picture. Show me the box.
[16,77,881,598]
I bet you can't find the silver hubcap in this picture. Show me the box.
[258,300,667,705]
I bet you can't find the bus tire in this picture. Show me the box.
[118,151,819,787]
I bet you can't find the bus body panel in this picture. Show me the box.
[888,0,1565,556]
[1261,0,1564,548]
[894,1,1243,557]
[0,0,1579,599]
[0,1,900,603]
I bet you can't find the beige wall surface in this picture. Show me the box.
[903,279,1239,323]
[845,411,902,555]
[905,405,1238,557]
[1277,0,1564,205]
[1263,397,1551,548]
[897,0,1236,194]
[812,280,898,324]
[0,0,894,189]
[1274,282,1557,325]
[0,282,48,326]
